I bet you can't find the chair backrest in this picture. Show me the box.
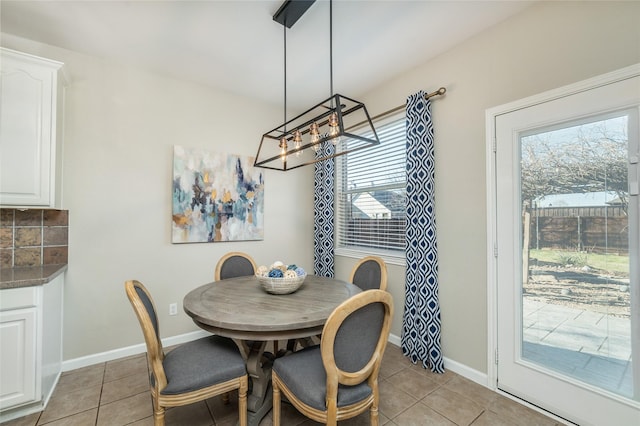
[349,256,388,291]
[125,280,167,389]
[215,251,257,281]
[320,290,393,392]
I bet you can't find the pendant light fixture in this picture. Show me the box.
[254,0,380,171]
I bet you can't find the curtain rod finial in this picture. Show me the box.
[425,87,446,100]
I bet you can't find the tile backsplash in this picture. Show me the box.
[0,209,69,268]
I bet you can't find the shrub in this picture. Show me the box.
[555,251,587,267]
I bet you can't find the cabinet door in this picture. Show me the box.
[0,308,37,410]
[0,50,62,206]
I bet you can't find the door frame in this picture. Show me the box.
[485,64,640,397]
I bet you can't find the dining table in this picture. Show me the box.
[183,274,361,426]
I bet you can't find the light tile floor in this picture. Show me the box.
[4,344,564,426]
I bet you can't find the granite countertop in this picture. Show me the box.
[0,264,67,289]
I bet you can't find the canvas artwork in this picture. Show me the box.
[172,146,264,243]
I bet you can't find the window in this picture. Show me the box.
[335,113,406,258]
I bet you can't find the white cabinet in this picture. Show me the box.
[0,275,64,421]
[0,307,37,409]
[0,48,65,208]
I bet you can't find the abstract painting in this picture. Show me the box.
[172,146,264,243]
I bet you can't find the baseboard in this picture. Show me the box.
[442,354,488,387]
[64,330,488,390]
[61,330,210,371]
[388,332,402,347]
[387,332,488,387]
[0,400,44,423]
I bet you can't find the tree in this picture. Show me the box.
[520,116,629,213]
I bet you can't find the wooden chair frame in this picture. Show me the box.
[272,290,393,426]
[125,280,248,426]
[349,255,388,291]
[214,251,257,281]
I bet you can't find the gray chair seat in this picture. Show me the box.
[272,345,372,411]
[161,335,246,395]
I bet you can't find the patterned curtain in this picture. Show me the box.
[401,91,444,373]
[313,144,335,277]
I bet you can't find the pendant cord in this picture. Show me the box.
[329,0,333,103]
[283,23,287,133]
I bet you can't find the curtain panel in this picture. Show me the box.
[401,91,445,373]
[313,144,335,277]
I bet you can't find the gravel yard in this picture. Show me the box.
[525,263,630,318]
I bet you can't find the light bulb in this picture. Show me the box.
[293,129,303,157]
[309,122,321,152]
[328,112,341,145]
[279,137,288,162]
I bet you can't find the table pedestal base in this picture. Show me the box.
[244,341,274,426]
[247,382,272,426]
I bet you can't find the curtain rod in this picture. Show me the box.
[370,87,446,123]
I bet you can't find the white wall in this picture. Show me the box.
[2,0,639,376]
[1,34,315,360]
[336,1,640,374]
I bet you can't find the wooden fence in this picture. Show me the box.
[527,207,628,254]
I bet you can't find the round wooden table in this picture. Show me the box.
[183,275,360,426]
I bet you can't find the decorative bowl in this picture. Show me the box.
[257,274,306,295]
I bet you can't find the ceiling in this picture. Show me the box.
[1,0,535,111]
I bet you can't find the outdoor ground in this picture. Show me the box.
[525,261,630,318]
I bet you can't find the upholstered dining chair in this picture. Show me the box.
[215,251,257,281]
[350,255,388,291]
[272,290,393,426]
[125,280,248,426]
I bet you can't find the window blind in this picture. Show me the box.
[336,114,406,252]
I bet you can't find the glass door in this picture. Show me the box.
[494,73,640,425]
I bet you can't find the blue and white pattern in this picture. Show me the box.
[313,144,335,277]
[401,91,444,373]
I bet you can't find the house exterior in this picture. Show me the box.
[535,191,625,209]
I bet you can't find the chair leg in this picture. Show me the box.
[370,406,380,426]
[238,376,248,426]
[371,387,380,426]
[152,400,165,426]
[150,394,163,426]
[326,398,338,426]
[272,378,281,426]
[222,392,230,404]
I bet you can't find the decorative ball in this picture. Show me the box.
[270,261,284,269]
[284,270,298,279]
[295,267,306,276]
[287,264,297,270]
[268,269,284,278]
[256,265,269,277]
